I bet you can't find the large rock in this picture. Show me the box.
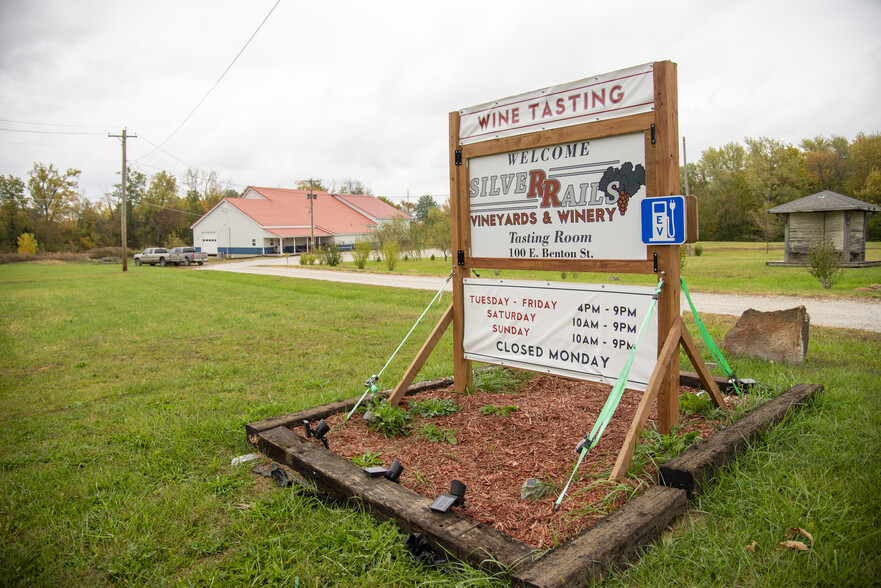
[723,306,810,364]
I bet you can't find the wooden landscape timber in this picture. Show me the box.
[659,383,824,496]
[245,377,823,587]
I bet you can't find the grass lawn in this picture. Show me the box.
[1,254,879,586]
[297,241,881,299]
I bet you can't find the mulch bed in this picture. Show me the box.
[294,375,735,549]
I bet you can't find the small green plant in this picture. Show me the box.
[415,423,457,444]
[807,237,846,289]
[631,425,701,470]
[479,404,520,417]
[366,400,412,437]
[319,242,343,266]
[560,271,568,279]
[351,451,383,467]
[299,252,318,265]
[409,398,459,418]
[679,391,712,415]
[694,243,703,256]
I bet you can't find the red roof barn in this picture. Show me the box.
[191,186,410,256]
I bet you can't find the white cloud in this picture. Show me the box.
[2,0,879,202]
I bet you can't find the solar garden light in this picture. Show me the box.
[429,480,466,513]
[362,458,403,483]
[303,419,330,449]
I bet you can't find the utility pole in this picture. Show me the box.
[109,129,137,271]
[307,178,317,252]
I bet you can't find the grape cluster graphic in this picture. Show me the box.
[598,162,646,216]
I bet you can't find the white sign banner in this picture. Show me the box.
[459,63,654,145]
[462,278,658,391]
[468,132,647,260]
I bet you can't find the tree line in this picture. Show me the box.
[0,164,238,253]
[688,133,881,241]
[2,132,879,254]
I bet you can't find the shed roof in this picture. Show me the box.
[767,190,881,214]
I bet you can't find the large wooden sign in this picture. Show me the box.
[449,61,685,428]
[390,60,724,478]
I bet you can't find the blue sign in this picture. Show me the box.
[641,196,686,244]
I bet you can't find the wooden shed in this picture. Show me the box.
[767,190,881,267]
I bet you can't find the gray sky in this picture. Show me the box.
[1,0,879,205]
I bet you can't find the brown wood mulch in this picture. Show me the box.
[295,375,734,549]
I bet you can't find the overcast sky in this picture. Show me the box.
[1,0,879,205]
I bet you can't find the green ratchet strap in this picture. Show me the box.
[679,277,742,395]
[553,277,664,512]
[346,270,455,421]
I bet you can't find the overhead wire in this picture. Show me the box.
[138,0,282,160]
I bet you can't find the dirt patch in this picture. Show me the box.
[297,375,735,549]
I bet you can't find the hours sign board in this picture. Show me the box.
[462,278,658,391]
[469,132,647,261]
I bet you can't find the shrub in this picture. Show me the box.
[319,242,343,266]
[807,238,845,289]
[17,233,38,255]
[382,239,400,271]
[694,243,703,256]
[352,238,372,269]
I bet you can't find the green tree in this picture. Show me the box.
[424,207,451,261]
[744,137,805,247]
[692,143,753,241]
[27,163,81,251]
[801,135,849,193]
[0,174,31,252]
[414,194,438,221]
[844,133,881,239]
[108,167,146,249]
[142,171,185,245]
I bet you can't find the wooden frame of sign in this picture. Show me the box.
[389,61,723,479]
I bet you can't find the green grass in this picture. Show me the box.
[1,258,880,586]
[288,241,881,299]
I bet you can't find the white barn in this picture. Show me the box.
[191,186,410,256]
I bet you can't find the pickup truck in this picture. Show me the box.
[133,247,169,266]
[167,247,207,266]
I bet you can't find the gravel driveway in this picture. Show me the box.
[202,258,881,333]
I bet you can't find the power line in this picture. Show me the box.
[0,117,116,129]
[140,0,282,158]
[0,126,106,136]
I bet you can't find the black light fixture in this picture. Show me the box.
[362,459,404,483]
[303,419,330,449]
[429,480,466,513]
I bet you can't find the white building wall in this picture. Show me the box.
[192,201,271,256]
